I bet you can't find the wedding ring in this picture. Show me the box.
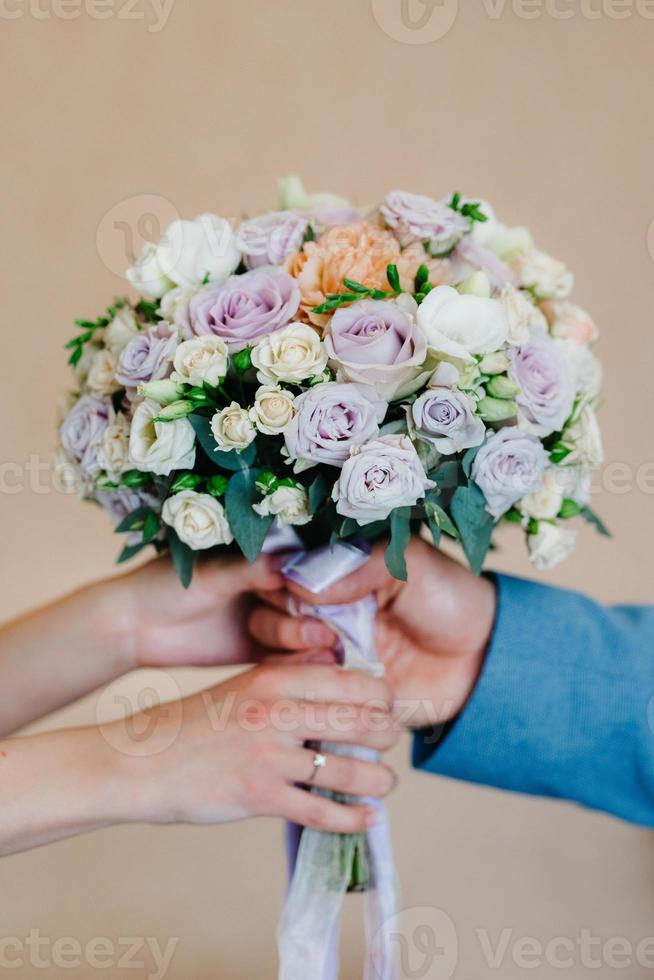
[308,752,327,783]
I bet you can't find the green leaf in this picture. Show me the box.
[232,347,252,373]
[430,460,460,491]
[559,498,583,520]
[116,541,148,564]
[225,469,274,562]
[167,528,197,588]
[338,517,360,538]
[114,506,153,535]
[451,483,495,575]
[141,511,161,544]
[308,472,329,515]
[424,491,459,540]
[581,506,611,538]
[550,442,572,464]
[189,415,256,471]
[342,278,370,294]
[170,471,202,493]
[385,507,411,581]
[121,470,150,489]
[386,263,401,293]
[462,444,482,479]
[206,474,228,497]
[414,264,429,292]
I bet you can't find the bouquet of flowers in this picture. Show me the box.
[58,177,606,979]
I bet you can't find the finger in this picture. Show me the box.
[194,553,285,598]
[249,607,337,651]
[282,542,396,605]
[248,664,393,709]
[281,700,399,751]
[254,589,292,613]
[257,649,339,667]
[270,787,377,833]
[282,749,397,798]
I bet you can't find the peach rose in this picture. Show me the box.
[286,222,454,329]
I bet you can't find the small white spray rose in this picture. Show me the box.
[97,413,131,480]
[171,336,229,388]
[512,248,573,300]
[86,349,121,396]
[160,285,202,335]
[520,469,565,521]
[563,406,604,468]
[105,307,140,356]
[253,485,311,526]
[129,399,196,476]
[211,402,256,451]
[528,522,578,571]
[251,323,328,384]
[499,285,548,346]
[162,490,233,550]
[249,386,296,435]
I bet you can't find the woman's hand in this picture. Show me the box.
[248,538,497,729]
[1,664,399,857]
[0,554,284,736]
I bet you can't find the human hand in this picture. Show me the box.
[248,539,497,729]
[108,663,398,833]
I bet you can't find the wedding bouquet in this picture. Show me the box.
[58,177,606,978]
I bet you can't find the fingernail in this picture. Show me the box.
[302,621,335,646]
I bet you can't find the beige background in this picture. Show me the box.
[1,1,654,977]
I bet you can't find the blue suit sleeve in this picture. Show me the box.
[413,574,654,827]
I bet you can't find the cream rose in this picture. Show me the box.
[416,285,509,361]
[500,285,548,346]
[160,285,201,335]
[211,402,256,451]
[129,399,196,476]
[86,349,121,396]
[251,323,328,384]
[97,412,131,479]
[520,469,564,521]
[528,522,578,571]
[253,485,311,526]
[171,336,229,388]
[105,308,140,355]
[543,301,598,345]
[563,406,604,468]
[162,490,233,550]
[512,248,573,300]
[250,386,296,435]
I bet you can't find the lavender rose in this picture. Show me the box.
[235,211,308,269]
[380,190,468,253]
[115,321,178,390]
[472,426,549,519]
[285,383,387,467]
[188,266,301,352]
[333,435,434,524]
[509,330,576,437]
[60,395,114,477]
[410,387,485,455]
[325,298,428,401]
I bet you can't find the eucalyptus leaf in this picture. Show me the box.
[114,506,153,535]
[225,468,274,562]
[308,473,329,515]
[167,528,197,589]
[462,444,482,479]
[116,541,148,564]
[385,507,411,581]
[451,482,495,575]
[581,506,611,538]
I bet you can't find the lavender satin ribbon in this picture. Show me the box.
[263,527,398,980]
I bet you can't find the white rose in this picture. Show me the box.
[129,399,196,476]
[126,242,174,299]
[554,339,602,401]
[528,522,578,571]
[472,217,533,259]
[97,413,131,479]
[416,285,509,362]
[171,336,229,388]
[162,490,233,550]
[251,323,328,384]
[500,285,548,346]
[160,285,200,335]
[53,447,83,495]
[253,485,311,526]
[86,348,120,396]
[211,402,256,451]
[512,248,573,300]
[127,214,241,298]
[105,308,140,355]
[563,406,603,467]
[250,386,296,435]
[520,469,564,521]
[554,464,592,507]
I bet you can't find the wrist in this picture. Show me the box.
[79,577,139,677]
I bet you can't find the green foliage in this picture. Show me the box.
[581,506,611,538]
[225,469,274,562]
[385,507,412,581]
[167,528,197,589]
[451,482,495,575]
[448,192,488,224]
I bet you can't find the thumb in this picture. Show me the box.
[283,542,396,606]
[199,552,286,597]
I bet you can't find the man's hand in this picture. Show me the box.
[248,538,497,728]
